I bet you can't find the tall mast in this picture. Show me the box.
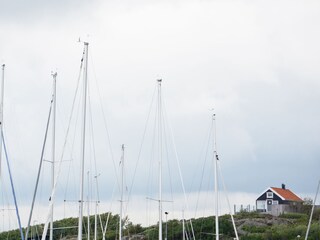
[50,71,57,240]
[94,201,97,240]
[94,173,100,240]
[0,64,24,240]
[78,42,89,240]
[305,180,320,240]
[119,144,125,240]
[87,171,90,240]
[213,113,219,240]
[26,74,54,240]
[157,79,163,240]
[0,64,5,176]
[182,210,185,240]
[94,188,98,240]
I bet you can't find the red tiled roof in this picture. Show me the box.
[271,187,303,202]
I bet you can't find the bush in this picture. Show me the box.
[242,225,268,233]
[235,211,263,219]
[279,212,307,219]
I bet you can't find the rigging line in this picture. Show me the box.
[143,94,159,227]
[190,118,212,200]
[162,106,174,199]
[1,131,24,240]
[41,47,85,240]
[63,54,84,201]
[195,121,213,218]
[122,158,130,219]
[305,179,320,240]
[89,50,120,193]
[0,177,3,217]
[146,106,157,225]
[88,50,101,187]
[211,154,221,226]
[146,98,159,228]
[87,91,101,234]
[37,152,45,213]
[146,103,158,229]
[87,86,100,203]
[185,219,192,240]
[162,92,196,240]
[144,107,157,226]
[0,168,11,213]
[87,79,95,211]
[126,84,157,203]
[217,161,239,240]
[101,179,117,237]
[63,86,82,201]
[95,204,102,235]
[162,100,175,218]
[0,173,12,233]
[25,95,53,240]
[198,173,213,240]
[145,99,157,203]
[102,211,112,238]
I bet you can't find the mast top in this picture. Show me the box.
[1,64,4,68]
[211,108,216,120]
[51,72,57,78]
[78,37,89,46]
[157,79,162,83]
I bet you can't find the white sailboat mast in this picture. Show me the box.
[87,171,90,240]
[94,173,100,240]
[0,64,5,176]
[78,42,89,240]
[213,113,219,240]
[94,201,97,240]
[119,144,125,240]
[305,180,320,240]
[182,210,185,240]
[50,72,57,240]
[157,79,163,240]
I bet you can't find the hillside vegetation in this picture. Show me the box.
[1,209,319,240]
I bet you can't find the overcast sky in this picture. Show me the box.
[0,0,320,230]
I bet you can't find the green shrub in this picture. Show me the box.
[242,225,268,233]
[279,212,307,219]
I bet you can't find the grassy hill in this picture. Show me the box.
[1,209,319,240]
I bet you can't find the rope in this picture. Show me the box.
[63,89,82,204]
[193,120,212,218]
[89,47,125,239]
[125,84,157,211]
[217,160,239,240]
[162,101,175,219]
[89,48,119,192]
[0,161,11,232]
[41,47,85,240]
[63,48,84,203]
[162,93,196,240]
[88,88,100,202]
[87,88,103,239]
[2,130,24,240]
[25,95,53,240]
[305,180,320,240]
[144,88,158,228]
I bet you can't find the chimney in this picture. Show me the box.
[282,184,286,190]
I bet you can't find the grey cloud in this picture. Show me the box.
[0,0,320,230]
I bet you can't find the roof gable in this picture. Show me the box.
[256,187,279,200]
[270,187,303,202]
